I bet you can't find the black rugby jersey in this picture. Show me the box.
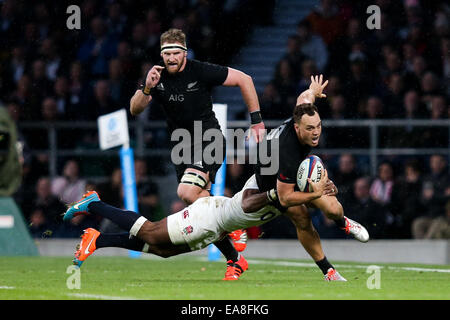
[149,59,228,134]
[255,118,312,192]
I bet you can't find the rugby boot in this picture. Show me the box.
[73,228,100,267]
[324,268,347,282]
[229,229,248,252]
[341,216,370,243]
[223,255,249,280]
[63,191,100,221]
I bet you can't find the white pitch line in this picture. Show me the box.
[197,257,450,273]
[67,293,141,300]
[245,258,450,273]
[0,286,15,289]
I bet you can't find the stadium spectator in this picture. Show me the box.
[134,158,165,222]
[389,159,424,238]
[297,59,319,93]
[259,82,283,120]
[86,79,117,118]
[345,52,375,109]
[39,38,63,81]
[413,196,450,239]
[97,167,123,209]
[272,58,298,111]
[305,0,345,46]
[51,159,86,205]
[27,177,65,237]
[383,73,406,118]
[423,155,450,202]
[362,96,384,119]
[77,16,118,78]
[40,97,61,122]
[330,153,361,208]
[346,176,386,239]
[282,34,306,78]
[409,155,450,238]
[370,162,394,207]
[296,20,328,72]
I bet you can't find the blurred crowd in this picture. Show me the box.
[0,0,448,239]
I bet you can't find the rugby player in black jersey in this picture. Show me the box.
[256,75,369,281]
[129,29,264,279]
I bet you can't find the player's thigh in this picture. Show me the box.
[177,168,211,198]
[284,204,311,230]
[138,218,172,245]
[309,195,343,218]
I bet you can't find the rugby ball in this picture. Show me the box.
[297,155,324,192]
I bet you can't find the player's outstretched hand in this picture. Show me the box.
[249,121,266,143]
[309,74,328,98]
[146,65,165,89]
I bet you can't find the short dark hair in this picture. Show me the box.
[293,103,318,123]
[160,28,186,47]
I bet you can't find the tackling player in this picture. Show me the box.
[129,29,264,265]
[255,75,369,281]
[63,168,341,281]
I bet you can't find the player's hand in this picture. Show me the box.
[309,74,328,98]
[308,168,328,196]
[145,65,165,89]
[248,121,266,143]
[323,179,338,196]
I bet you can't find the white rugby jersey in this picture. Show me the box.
[217,175,283,232]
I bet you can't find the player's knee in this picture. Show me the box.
[323,201,344,219]
[288,213,311,230]
[177,185,199,205]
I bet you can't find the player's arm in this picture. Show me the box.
[241,189,273,213]
[130,65,164,116]
[222,67,265,143]
[277,169,329,207]
[296,74,328,105]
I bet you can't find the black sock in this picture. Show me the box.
[213,237,239,262]
[96,233,146,251]
[334,217,346,228]
[315,256,334,275]
[88,201,141,231]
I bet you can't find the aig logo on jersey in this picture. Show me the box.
[169,94,184,102]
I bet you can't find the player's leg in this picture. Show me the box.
[309,195,369,242]
[178,166,248,253]
[177,167,211,204]
[285,204,324,261]
[285,205,346,281]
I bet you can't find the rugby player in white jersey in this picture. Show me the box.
[63,169,336,280]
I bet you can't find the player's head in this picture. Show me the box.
[293,103,321,147]
[160,28,188,74]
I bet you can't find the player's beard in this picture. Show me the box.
[166,59,184,74]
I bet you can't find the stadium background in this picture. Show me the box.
[1,0,449,245]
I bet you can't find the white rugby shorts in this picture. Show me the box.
[166,197,226,251]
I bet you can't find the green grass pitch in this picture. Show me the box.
[0,255,449,300]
